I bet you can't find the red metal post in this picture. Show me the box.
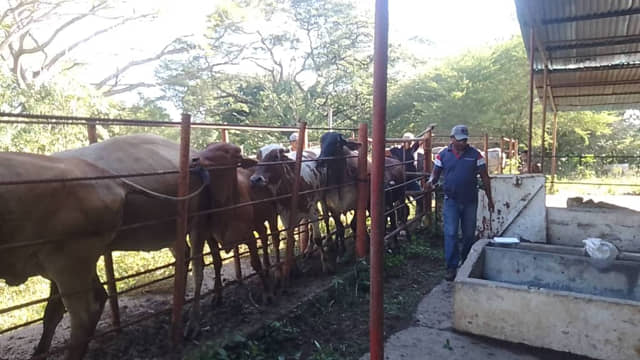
[551,111,558,190]
[499,137,505,174]
[285,122,306,283]
[527,26,536,173]
[171,113,191,345]
[422,130,432,225]
[370,0,388,358]
[355,123,369,258]
[87,120,98,144]
[483,133,489,172]
[87,123,121,331]
[541,66,548,173]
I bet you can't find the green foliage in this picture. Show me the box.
[157,0,373,153]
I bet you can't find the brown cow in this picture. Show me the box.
[0,153,127,360]
[248,146,332,272]
[195,144,274,307]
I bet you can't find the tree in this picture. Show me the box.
[157,0,374,152]
[0,0,190,96]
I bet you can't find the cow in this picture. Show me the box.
[196,144,273,306]
[384,156,409,244]
[0,153,128,360]
[317,132,369,259]
[248,146,331,272]
[40,135,257,349]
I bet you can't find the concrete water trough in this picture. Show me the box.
[453,240,640,360]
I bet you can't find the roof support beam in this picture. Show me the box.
[546,35,640,51]
[542,8,640,25]
[552,90,640,98]
[533,62,640,74]
[536,79,640,89]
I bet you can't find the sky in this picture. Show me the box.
[66,0,522,105]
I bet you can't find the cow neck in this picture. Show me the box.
[277,160,297,198]
[212,167,238,205]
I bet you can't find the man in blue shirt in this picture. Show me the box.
[426,125,494,281]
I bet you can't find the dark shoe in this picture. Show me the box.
[445,268,457,282]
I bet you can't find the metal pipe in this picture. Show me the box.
[551,111,558,191]
[423,130,432,225]
[483,133,489,171]
[541,66,548,173]
[527,26,536,173]
[370,0,388,358]
[499,137,505,174]
[285,122,307,283]
[356,123,369,258]
[171,113,191,345]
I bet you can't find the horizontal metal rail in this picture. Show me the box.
[0,112,356,131]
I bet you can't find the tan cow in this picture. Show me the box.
[52,134,258,340]
[0,153,127,360]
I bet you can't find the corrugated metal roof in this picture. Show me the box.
[515,0,640,111]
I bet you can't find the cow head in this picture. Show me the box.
[250,147,290,193]
[317,132,360,168]
[196,142,257,169]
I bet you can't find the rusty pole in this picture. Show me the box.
[87,124,121,331]
[541,66,548,173]
[527,26,536,173]
[499,137,505,174]
[422,130,432,225]
[87,120,98,144]
[483,133,489,172]
[370,0,388,358]
[551,111,558,190]
[220,128,243,282]
[355,123,369,258]
[171,113,191,345]
[285,122,306,283]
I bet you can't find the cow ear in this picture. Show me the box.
[278,148,287,159]
[240,157,258,168]
[345,141,361,151]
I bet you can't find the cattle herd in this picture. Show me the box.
[0,132,417,360]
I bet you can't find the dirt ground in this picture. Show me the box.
[0,229,445,360]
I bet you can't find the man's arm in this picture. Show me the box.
[426,166,441,191]
[479,167,494,212]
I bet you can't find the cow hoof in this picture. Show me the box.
[184,320,201,339]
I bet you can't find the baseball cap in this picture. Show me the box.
[450,125,469,140]
[402,132,414,139]
[289,133,298,142]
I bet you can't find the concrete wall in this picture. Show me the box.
[547,207,640,252]
[454,240,640,360]
[477,174,546,242]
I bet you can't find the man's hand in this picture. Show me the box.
[487,198,495,213]
[425,181,434,192]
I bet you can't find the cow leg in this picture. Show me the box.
[245,236,273,304]
[185,223,206,339]
[310,207,335,274]
[268,216,280,267]
[43,255,106,360]
[333,213,345,257]
[256,223,271,278]
[208,238,223,306]
[33,282,65,357]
